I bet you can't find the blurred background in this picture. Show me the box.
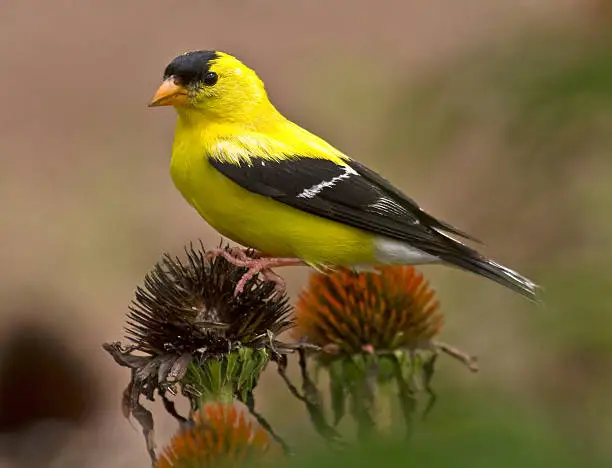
[1,1,611,466]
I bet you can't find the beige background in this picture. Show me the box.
[0,1,609,466]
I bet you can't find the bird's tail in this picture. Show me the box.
[444,253,540,301]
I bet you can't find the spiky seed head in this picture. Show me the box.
[125,243,293,357]
[294,266,443,354]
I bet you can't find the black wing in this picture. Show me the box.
[209,156,473,254]
[347,159,480,242]
[209,155,538,300]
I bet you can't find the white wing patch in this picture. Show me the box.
[296,165,358,199]
[368,197,413,218]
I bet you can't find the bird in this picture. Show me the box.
[148,50,538,300]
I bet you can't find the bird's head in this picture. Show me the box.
[149,50,273,122]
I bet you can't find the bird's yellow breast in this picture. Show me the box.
[168,119,375,266]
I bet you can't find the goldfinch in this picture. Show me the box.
[149,50,538,300]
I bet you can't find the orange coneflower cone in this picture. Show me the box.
[292,266,472,439]
[294,266,443,354]
[156,403,276,468]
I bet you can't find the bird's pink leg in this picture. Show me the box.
[205,247,252,263]
[205,248,303,295]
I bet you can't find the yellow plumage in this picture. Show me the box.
[149,50,538,300]
[169,112,376,266]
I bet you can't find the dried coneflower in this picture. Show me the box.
[104,242,294,465]
[156,402,277,468]
[291,266,477,440]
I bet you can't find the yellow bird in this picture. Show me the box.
[149,50,538,300]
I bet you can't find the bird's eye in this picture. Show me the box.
[203,72,218,86]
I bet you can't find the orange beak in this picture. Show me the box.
[148,77,189,107]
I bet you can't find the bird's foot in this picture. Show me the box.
[205,248,302,296]
[233,257,303,296]
[205,246,253,263]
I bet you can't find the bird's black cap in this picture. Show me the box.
[163,50,219,86]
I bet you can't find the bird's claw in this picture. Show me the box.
[205,247,250,264]
[261,268,287,292]
[205,248,302,296]
[233,260,295,296]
